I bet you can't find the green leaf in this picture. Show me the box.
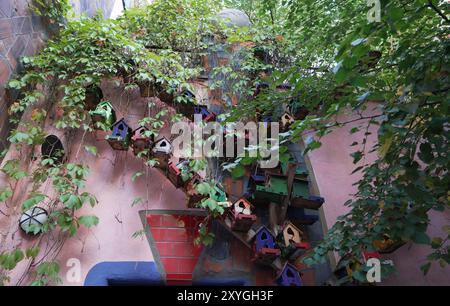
[196,182,211,195]
[84,145,97,156]
[78,215,99,228]
[231,164,245,179]
[413,231,430,245]
[22,193,46,210]
[420,262,432,275]
[131,197,143,207]
[131,171,144,182]
[0,188,13,202]
[25,247,40,259]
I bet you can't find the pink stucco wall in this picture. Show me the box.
[305,102,450,285]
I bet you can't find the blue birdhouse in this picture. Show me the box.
[193,105,216,122]
[254,226,276,252]
[106,118,132,151]
[277,263,302,286]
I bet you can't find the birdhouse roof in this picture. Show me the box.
[112,118,129,127]
[132,126,148,133]
[233,197,252,209]
[255,225,274,238]
[154,136,171,146]
[98,100,113,108]
[277,262,300,279]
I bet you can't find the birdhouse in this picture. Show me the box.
[253,174,288,204]
[131,126,155,157]
[282,221,303,247]
[280,221,310,260]
[84,84,103,111]
[225,198,256,232]
[185,174,206,208]
[362,251,381,263]
[281,161,308,180]
[253,226,280,264]
[212,185,227,202]
[167,159,189,188]
[289,176,325,210]
[276,263,302,286]
[153,137,172,156]
[287,206,319,225]
[193,105,216,122]
[89,101,116,130]
[19,207,48,235]
[106,118,132,151]
[233,198,252,215]
[152,137,172,169]
[280,112,295,131]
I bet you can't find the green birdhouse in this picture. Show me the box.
[89,101,116,130]
[253,174,288,203]
[281,161,308,180]
[212,185,227,202]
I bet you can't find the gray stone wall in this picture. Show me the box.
[0,0,47,152]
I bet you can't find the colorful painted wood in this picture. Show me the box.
[152,137,172,169]
[227,210,257,232]
[212,185,227,202]
[193,105,216,122]
[282,221,303,247]
[226,198,256,232]
[286,206,319,225]
[232,198,252,215]
[185,174,206,208]
[89,101,116,130]
[106,118,132,151]
[153,137,172,155]
[167,160,189,188]
[131,126,154,157]
[253,226,280,264]
[276,263,302,286]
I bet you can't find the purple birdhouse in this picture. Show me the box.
[277,263,302,286]
[106,118,132,151]
[255,226,276,252]
[193,105,216,122]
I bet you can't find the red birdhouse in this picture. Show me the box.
[131,126,155,157]
[185,174,206,208]
[167,159,189,188]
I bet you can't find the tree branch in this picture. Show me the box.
[428,1,450,24]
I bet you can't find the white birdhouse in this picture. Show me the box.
[152,137,172,155]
